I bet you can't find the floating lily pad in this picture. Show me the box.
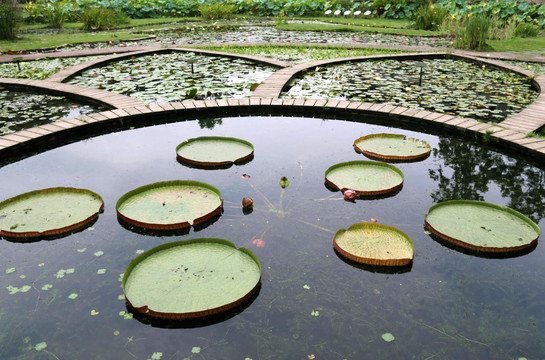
[122,238,261,319]
[325,160,404,196]
[425,200,540,253]
[176,136,254,167]
[0,187,104,240]
[334,223,414,266]
[116,180,223,231]
[354,133,431,161]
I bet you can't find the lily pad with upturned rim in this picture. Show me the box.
[176,136,254,168]
[0,187,104,240]
[122,238,262,320]
[333,223,414,266]
[353,133,431,161]
[116,180,223,231]
[325,160,404,196]
[424,200,540,253]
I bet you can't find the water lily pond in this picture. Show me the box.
[56,25,452,52]
[0,88,108,135]
[0,56,104,80]
[0,114,544,359]
[282,58,538,123]
[67,52,277,103]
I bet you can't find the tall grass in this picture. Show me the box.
[455,13,490,50]
[0,0,21,40]
[413,1,448,31]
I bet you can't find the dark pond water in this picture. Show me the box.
[0,115,544,360]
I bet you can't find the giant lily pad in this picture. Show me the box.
[0,187,104,239]
[116,180,223,230]
[353,133,431,161]
[176,136,254,167]
[425,200,540,253]
[334,223,414,266]
[122,238,261,319]
[325,160,404,196]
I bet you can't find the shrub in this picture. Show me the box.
[455,12,490,50]
[514,22,540,38]
[44,0,70,28]
[0,0,21,40]
[21,0,43,23]
[79,7,129,30]
[413,1,448,30]
[198,3,235,20]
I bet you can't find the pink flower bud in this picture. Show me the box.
[343,189,356,200]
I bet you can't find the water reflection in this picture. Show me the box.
[429,136,545,223]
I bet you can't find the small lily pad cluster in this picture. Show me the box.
[282,58,537,123]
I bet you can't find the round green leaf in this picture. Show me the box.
[354,133,431,161]
[381,333,395,342]
[425,200,540,253]
[122,238,261,319]
[0,187,104,240]
[176,136,254,167]
[325,161,404,196]
[116,180,223,230]
[334,223,414,266]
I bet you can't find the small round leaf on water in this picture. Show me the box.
[354,133,431,161]
[116,180,223,231]
[381,333,395,342]
[176,136,254,167]
[0,187,104,240]
[334,223,414,266]
[325,161,404,196]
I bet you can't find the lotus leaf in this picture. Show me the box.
[425,200,540,253]
[0,187,104,239]
[354,133,431,161]
[122,238,261,319]
[116,180,223,230]
[325,161,404,196]
[176,136,254,167]
[334,223,414,266]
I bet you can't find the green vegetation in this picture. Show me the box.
[456,12,490,50]
[413,1,448,31]
[79,7,130,30]
[198,3,236,20]
[488,36,545,53]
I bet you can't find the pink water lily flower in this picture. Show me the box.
[252,239,266,247]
